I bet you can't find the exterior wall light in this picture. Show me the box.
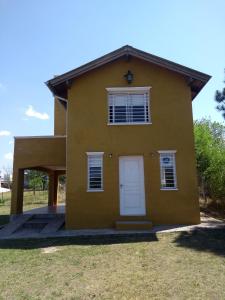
[124,70,133,84]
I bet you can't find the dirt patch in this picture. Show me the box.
[41,246,59,254]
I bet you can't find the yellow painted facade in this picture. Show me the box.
[65,57,200,229]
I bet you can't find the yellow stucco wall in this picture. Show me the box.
[65,57,200,229]
[54,98,67,136]
[13,136,66,169]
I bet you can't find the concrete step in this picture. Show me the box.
[22,221,47,230]
[20,215,65,232]
[41,217,65,234]
[31,213,65,219]
[115,221,153,230]
[0,214,33,237]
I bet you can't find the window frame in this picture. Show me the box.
[106,87,151,125]
[86,152,104,192]
[158,150,178,191]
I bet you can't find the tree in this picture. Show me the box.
[194,119,225,206]
[215,70,225,119]
[2,166,12,189]
[25,170,48,196]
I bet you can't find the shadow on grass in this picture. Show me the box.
[0,233,159,249]
[173,228,225,257]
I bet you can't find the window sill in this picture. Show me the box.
[87,189,104,192]
[107,122,152,126]
[160,188,178,191]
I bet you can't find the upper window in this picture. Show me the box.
[86,152,104,192]
[106,87,151,125]
[159,151,177,190]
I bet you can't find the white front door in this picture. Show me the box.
[119,156,146,216]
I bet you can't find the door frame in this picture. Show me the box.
[119,155,146,216]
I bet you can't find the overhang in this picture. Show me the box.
[46,45,211,100]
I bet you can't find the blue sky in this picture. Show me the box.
[0,0,225,173]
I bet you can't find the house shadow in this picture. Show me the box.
[173,228,225,257]
[0,233,159,250]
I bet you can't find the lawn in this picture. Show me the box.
[0,230,224,299]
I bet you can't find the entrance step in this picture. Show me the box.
[31,213,65,219]
[0,214,65,237]
[41,217,65,234]
[115,221,153,230]
[22,219,48,231]
[17,214,65,234]
[0,214,33,237]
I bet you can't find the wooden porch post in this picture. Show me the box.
[48,171,58,206]
[11,168,24,215]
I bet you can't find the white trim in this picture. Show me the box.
[106,86,151,93]
[87,189,104,192]
[107,122,152,126]
[158,150,177,154]
[55,95,68,102]
[160,188,178,191]
[86,152,104,156]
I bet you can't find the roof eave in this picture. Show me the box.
[46,45,211,100]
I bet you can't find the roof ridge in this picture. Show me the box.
[46,45,211,100]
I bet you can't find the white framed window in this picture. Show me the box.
[86,152,104,192]
[106,87,151,125]
[158,151,177,190]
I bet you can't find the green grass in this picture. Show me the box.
[0,190,65,226]
[0,230,224,299]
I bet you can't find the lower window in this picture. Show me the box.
[158,151,177,190]
[86,152,104,191]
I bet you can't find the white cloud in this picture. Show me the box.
[0,130,11,136]
[4,152,13,160]
[25,105,49,120]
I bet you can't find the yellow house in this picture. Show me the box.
[11,45,211,230]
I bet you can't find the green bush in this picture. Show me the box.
[194,119,225,205]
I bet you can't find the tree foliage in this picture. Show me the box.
[215,70,225,119]
[25,170,48,195]
[194,119,225,204]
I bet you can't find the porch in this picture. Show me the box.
[11,135,66,216]
[23,204,65,214]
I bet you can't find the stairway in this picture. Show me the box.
[0,213,65,238]
[115,221,153,230]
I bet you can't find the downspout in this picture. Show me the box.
[55,95,68,103]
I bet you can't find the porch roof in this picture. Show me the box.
[13,135,66,171]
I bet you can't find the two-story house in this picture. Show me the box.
[11,45,210,230]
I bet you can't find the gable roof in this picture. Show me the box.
[46,45,211,100]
